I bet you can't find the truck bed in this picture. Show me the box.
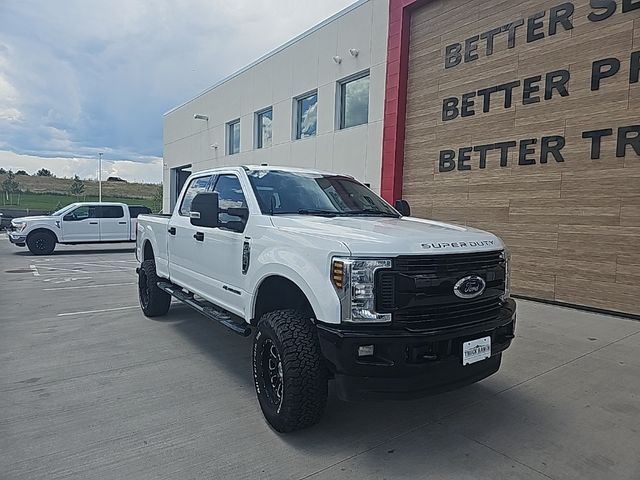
[138,213,171,278]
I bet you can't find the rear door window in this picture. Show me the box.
[98,206,124,218]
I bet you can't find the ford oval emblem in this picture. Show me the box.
[454,275,486,299]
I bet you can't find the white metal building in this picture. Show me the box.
[162,0,389,212]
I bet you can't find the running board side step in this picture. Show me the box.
[157,282,252,337]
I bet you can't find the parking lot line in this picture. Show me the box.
[57,305,139,317]
[43,282,135,291]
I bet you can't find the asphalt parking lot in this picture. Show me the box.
[1,236,639,480]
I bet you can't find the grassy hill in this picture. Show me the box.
[0,174,161,211]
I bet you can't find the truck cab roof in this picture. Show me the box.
[189,165,353,178]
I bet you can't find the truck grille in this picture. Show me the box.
[376,250,505,331]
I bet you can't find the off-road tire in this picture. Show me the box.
[26,230,56,255]
[138,259,171,317]
[253,309,328,432]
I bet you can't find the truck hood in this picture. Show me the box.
[271,216,503,256]
[12,215,56,224]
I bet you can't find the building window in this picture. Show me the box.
[227,120,240,155]
[256,108,273,149]
[295,92,317,139]
[339,72,369,129]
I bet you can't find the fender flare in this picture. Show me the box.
[26,226,60,243]
[250,264,340,324]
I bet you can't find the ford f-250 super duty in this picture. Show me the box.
[136,166,516,432]
[8,202,151,255]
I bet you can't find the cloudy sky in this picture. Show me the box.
[0,0,353,183]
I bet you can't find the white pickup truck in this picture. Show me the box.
[8,202,151,255]
[136,166,516,432]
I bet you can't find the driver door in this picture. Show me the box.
[61,205,100,242]
[191,174,248,315]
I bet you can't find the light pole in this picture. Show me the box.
[98,152,103,202]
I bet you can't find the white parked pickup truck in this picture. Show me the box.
[8,202,151,255]
[136,166,516,432]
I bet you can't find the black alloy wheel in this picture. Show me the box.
[261,338,284,410]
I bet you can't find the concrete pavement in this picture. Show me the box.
[0,237,638,479]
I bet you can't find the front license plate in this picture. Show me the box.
[462,336,491,365]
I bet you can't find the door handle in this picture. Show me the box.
[168,227,176,235]
[89,221,98,225]
[193,232,204,242]
[118,221,127,225]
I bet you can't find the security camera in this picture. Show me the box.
[194,114,209,121]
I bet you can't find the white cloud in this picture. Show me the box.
[0,150,162,183]
[0,0,354,167]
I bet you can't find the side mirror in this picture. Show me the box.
[190,192,219,228]
[63,214,74,222]
[394,199,411,217]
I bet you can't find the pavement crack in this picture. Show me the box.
[465,436,556,479]
[1,352,203,393]
[298,329,640,479]
[493,329,640,397]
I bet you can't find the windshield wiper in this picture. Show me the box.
[296,209,341,217]
[343,209,399,217]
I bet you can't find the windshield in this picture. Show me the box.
[52,204,77,216]
[247,170,399,217]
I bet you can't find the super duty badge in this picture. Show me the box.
[421,240,496,249]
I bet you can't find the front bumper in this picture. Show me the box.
[8,232,27,246]
[317,298,516,401]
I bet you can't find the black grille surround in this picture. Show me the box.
[376,250,506,332]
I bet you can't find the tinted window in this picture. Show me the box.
[99,206,124,218]
[296,92,317,139]
[228,120,240,155]
[256,108,272,149]
[66,205,97,221]
[179,176,212,216]
[213,174,247,229]
[340,73,369,129]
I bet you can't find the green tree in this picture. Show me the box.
[69,175,85,199]
[152,184,163,212]
[36,168,54,177]
[0,167,6,174]
[15,170,28,175]
[2,170,20,204]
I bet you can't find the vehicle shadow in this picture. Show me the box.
[159,303,254,386]
[160,302,549,455]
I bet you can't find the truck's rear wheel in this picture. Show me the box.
[253,309,328,432]
[138,259,171,317]
[26,231,56,255]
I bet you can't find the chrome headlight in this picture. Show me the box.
[331,257,392,323]
[12,221,26,232]
[500,248,511,302]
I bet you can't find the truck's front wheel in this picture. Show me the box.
[253,309,328,432]
[138,259,171,317]
[26,231,56,255]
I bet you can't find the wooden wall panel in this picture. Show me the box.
[404,0,640,316]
